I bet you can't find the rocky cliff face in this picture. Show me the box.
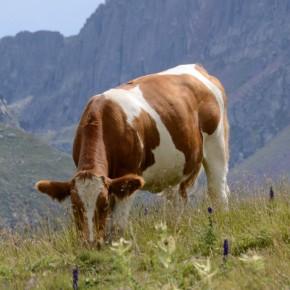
[0,96,18,126]
[1,0,290,165]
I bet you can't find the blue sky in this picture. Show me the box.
[0,0,104,38]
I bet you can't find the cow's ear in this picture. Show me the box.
[35,180,71,202]
[109,175,144,198]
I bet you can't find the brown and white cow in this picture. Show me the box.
[35,64,230,246]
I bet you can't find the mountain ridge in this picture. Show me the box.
[1,0,290,166]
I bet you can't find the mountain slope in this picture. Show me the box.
[1,0,290,166]
[0,124,74,227]
[231,124,290,183]
[0,96,18,126]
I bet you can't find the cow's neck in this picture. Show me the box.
[77,123,109,177]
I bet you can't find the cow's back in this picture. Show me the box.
[101,64,225,192]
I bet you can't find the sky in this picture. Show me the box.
[0,0,105,38]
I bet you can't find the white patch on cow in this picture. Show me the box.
[104,87,143,125]
[104,86,185,190]
[160,64,229,205]
[110,193,136,231]
[75,176,104,242]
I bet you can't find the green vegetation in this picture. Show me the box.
[0,124,74,226]
[0,184,289,290]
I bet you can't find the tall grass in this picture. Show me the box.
[0,184,289,289]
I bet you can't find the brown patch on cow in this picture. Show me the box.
[74,170,97,181]
[195,64,230,160]
[136,75,204,176]
[132,110,160,171]
[101,99,145,177]
[73,96,109,176]
[95,189,110,243]
[35,180,71,201]
[179,160,202,200]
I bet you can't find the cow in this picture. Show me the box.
[35,64,230,246]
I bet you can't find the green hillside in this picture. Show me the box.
[0,124,74,227]
[231,124,290,183]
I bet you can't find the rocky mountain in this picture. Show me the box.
[1,0,290,166]
[231,124,290,184]
[0,96,18,126]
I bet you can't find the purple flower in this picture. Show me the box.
[223,239,229,259]
[269,186,274,200]
[207,207,213,214]
[73,267,79,290]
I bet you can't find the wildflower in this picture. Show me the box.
[207,207,213,228]
[154,235,176,269]
[157,235,176,255]
[269,186,274,200]
[223,239,229,261]
[154,221,167,232]
[110,238,132,255]
[72,266,79,290]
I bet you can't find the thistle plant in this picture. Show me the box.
[110,238,137,287]
[239,252,264,271]
[153,222,176,270]
[110,238,132,256]
[154,222,176,269]
[191,257,217,285]
[152,222,179,288]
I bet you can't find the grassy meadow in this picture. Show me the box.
[0,182,289,290]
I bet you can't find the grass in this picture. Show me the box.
[0,184,289,290]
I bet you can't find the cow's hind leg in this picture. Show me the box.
[179,135,203,202]
[202,124,230,208]
[179,161,202,202]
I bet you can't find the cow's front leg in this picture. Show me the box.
[107,193,136,241]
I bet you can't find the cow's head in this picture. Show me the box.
[35,172,144,246]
